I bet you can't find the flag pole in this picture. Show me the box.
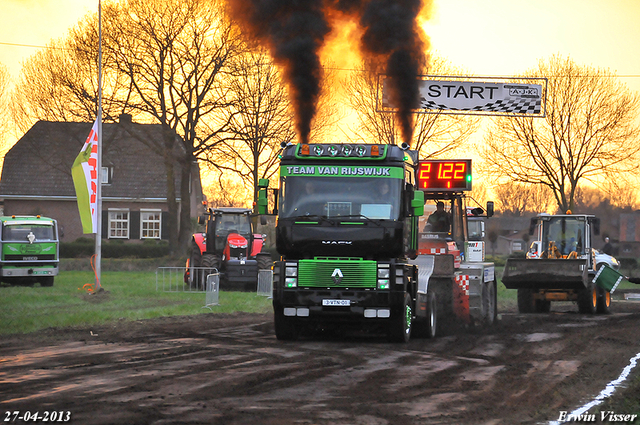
[95,0,103,291]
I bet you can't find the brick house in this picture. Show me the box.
[0,116,203,243]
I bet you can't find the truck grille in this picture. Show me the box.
[4,255,56,261]
[298,259,377,288]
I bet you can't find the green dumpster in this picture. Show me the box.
[593,264,625,294]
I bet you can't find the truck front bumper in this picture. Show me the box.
[1,266,58,277]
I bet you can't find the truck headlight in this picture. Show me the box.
[285,267,298,277]
[377,279,390,289]
[285,277,297,288]
[377,266,390,279]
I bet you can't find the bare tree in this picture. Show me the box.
[206,50,294,205]
[207,50,342,206]
[480,55,640,213]
[493,182,554,216]
[343,56,479,156]
[0,63,11,162]
[102,0,243,251]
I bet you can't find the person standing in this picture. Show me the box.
[602,237,613,255]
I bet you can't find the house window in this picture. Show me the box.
[140,210,162,239]
[101,166,113,184]
[109,209,129,239]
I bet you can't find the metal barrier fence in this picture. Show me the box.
[156,266,219,293]
[205,274,220,307]
[257,270,273,298]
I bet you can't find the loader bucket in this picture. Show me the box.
[501,258,589,290]
[593,264,625,294]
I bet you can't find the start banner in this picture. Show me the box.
[380,76,546,117]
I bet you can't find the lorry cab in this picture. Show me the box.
[0,215,59,286]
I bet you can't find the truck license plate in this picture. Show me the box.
[23,256,38,261]
[322,299,350,306]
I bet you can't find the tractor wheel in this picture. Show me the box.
[201,253,221,291]
[596,285,611,314]
[274,307,298,341]
[388,292,412,343]
[257,252,273,271]
[578,279,598,314]
[189,240,203,288]
[517,288,535,313]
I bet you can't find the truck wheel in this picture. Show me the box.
[201,253,221,291]
[596,285,611,314]
[578,279,598,314]
[388,292,412,343]
[274,308,298,341]
[39,277,54,287]
[483,281,497,325]
[257,253,272,270]
[517,288,535,313]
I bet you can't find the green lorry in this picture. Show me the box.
[0,215,59,286]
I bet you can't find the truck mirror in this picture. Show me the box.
[258,178,269,189]
[260,215,268,226]
[592,217,600,235]
[486,201,494,218]
[529,217,537,235]
[197,215,206,225]
[256,184,269,215]
[411,190,424,216]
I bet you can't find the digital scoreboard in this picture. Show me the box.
[417,159,472,191]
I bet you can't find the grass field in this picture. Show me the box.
[1,266,638,336]
[0,270,272,336]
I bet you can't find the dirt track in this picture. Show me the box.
[2,299,640,425]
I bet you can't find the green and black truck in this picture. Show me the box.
[0,215,59,286]
[263,143,497,341]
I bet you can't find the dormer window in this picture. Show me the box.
[101,166,113,184]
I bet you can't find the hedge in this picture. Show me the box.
[61,240,170,258]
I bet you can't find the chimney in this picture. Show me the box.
[119,113,132,125]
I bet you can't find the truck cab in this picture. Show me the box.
[0,215,59,286]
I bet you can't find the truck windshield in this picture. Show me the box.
[3,224,55,241]
[279,176,402,220]
[543,217,586,256]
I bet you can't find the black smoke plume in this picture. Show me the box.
[228,0,429,145]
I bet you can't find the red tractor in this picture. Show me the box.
[185,207,272,291]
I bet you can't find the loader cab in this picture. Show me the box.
[533,214,599,263]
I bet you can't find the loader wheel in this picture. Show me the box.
[257,252,273,270]
[201,253,221,291]
[517,288,535,313]
[596,285,611,314]
[274,307,298,341]
[388,292,412,343]
[578,279,598,314]
[535,299,551,313]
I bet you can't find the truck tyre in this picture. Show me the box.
[39,277,54,287]
[483,281,497,325]
[413,291,437,339]
[596,285,611,314]
[274,308,298,341]
[201,253,221,291]
[578,279,598,314]
[517,288,535,313]
[257,252,273,270]
[388,292,412,343]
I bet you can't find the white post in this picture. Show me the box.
[95,0,103,290]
